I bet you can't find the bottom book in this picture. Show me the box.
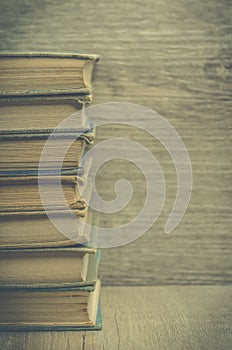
[0,279,101,331]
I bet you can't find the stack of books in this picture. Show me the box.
[0,52,101,331]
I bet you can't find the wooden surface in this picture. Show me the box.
[0,286,231,350]
[0,0,231,349]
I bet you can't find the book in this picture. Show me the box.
[0,51,102,332]
[0,279,101,330]
[0,51,100,97]
[0,129,93,171]
[0,171,92,214]
[0,210,92,248]
[0,52,98,172]
[0,95,92,133]
[0,247,100,287]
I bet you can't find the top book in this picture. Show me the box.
[0,51,100,96]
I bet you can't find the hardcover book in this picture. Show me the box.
[0,279,101,331]
[0,51,99,96]
[0,247,100,287]
[0,171,92,214]
[0,210,92,249]
[0,129,93,171]
[0,95,92,132]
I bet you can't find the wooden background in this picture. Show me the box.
[0,0,231,349]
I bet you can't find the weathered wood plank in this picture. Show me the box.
[0,331,85,350]
[89,286,232,350]
[0,0,231,285]
[88,286,232,350]
[1,286,231,350]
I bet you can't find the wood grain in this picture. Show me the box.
[88,286,232,350]
[0,0,231,285]
[0,286,231,350]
